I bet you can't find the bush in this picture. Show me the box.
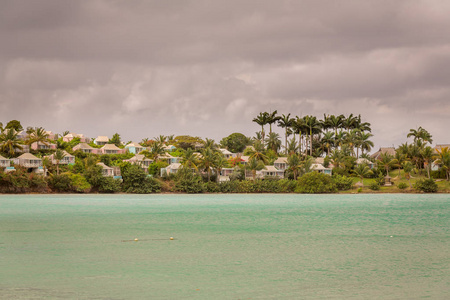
[69,173,91,193]
[148,161,169,176]
[98,177,122,193]
[295,172,337,194]
[357,188,362,193]
[48,174,72,192]
[414,178,438,193]
[333,175,353,191]
[204,181,221,193]
[368,182,380,191]
[174,168,204,193]
[122,163,161,193]
[397,182,408,190]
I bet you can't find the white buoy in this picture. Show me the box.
[170,237,174,240]
[134,238,139,241]
[390,236,393,238]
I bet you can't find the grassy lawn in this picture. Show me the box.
[344,169,450,193]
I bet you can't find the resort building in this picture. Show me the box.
[0,155,15,172]
[97,162,114,177]
[274,157,288,170]
[73,143,98,154]
[124,154,153,172]
[94,136,109,146]
[261,165,285,178]
[63,133,89,143]
[31,142,57,150]
[356,158,376,169]
[163,145,176,152]
[13,153,44,174]
[99,144,126,155]
[161,163,182,176]
[312,163,332,175]
[370,147,396,160]
[125,142,146,154]
[159,153,181,165]
[219,148,234,159]
[46,151,75,165]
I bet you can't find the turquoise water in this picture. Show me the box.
[0,194,449,299]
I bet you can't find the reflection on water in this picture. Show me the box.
[0,194,449,299]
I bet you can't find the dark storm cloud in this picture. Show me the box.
[0,0,449,147]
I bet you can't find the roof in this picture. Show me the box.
[240,155,250,162]
[274,157,288,164]
[356,158,372,164]
[0,154,8,160]
[126,154,153,162]
[97,162,113,170]
[220,148,233,155]
[61,150,74,157]
[101,144,121,150]
[263,165,283,172]
[73,143,94,150]
[166,163,182,170]
[95,136,109,142]
[125,142,144,148]
[17,153,41,160]
[370,147,396,159]
[312,163,327,171]
[314,157,325,164]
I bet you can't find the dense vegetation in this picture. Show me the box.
[0,115,448,194]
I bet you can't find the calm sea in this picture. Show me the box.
[0,194,449,299]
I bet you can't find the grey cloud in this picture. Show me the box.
[0,0,449,148]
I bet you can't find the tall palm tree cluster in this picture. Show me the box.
[252,111,374,158]
[0,125,53,157]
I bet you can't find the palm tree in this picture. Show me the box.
[299,156,315,176]
[204,138,217,150]
[245,157,265,180]
[353,163,373,184]
[402,161,417,188]
[199,148,216,181]
[421,146,434,178]
[342,113,358,132]
[0,129,23,157]
[321,131,334,156]
[435,147,450,181]
[378,153,399,175]
[265,132,282,154]
[291,116,306,155]
[394,151,407,178]
[327,114,344,145]
[345,129,360,156]
[149,141,165,161]
[303,115,322,156]
[154,135,166,144]
[359,132,374,157]
[214,153,229,183]
[407,126,433,145]
[53,149,66,175]
[277,113,293,154]
[27,127,50,147]
[287,153,301,180]
[266,110,280,135]
[252,112,269,145]
[181,148,199,172]
[248,141,269,164]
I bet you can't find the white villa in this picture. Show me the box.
[124,154,153,172]
[46,151,75,165]
[13,153,44,173]
[94,136,109,146]
[99,144,126,155]
[73,143,98,154]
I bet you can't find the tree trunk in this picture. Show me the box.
[310,133,313,156]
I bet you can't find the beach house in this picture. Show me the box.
[31,142,57,150]
[312,163,332,175]
[161,163,182,176]
[99,144,126,155]
[0,155,15,172]
[47,151,75,165]
[73,143,98,154]
[261,165,285,178]
[370,147,396,160]
[63,133,89,143]
[125,142,146,154]
[13,153,44,173]
[356,158,376,169]
[124,154,153,172]
[94,136,109,146]
[274,157,288,170]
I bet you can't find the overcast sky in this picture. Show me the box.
[0,0,449,150]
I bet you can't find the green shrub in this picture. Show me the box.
[48,174,72,192]
[397,182,408,190]
[368,182,380,191]
[295,172,337,194]
[148,161,169,176]
[205,181,221,193]
[414,178,438,193]
[332,175,353,191]
[357,188,362,193]
[69,173,91,193]
[122,163,161,193]
[98,177,122,193]
[174,168,204,193]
